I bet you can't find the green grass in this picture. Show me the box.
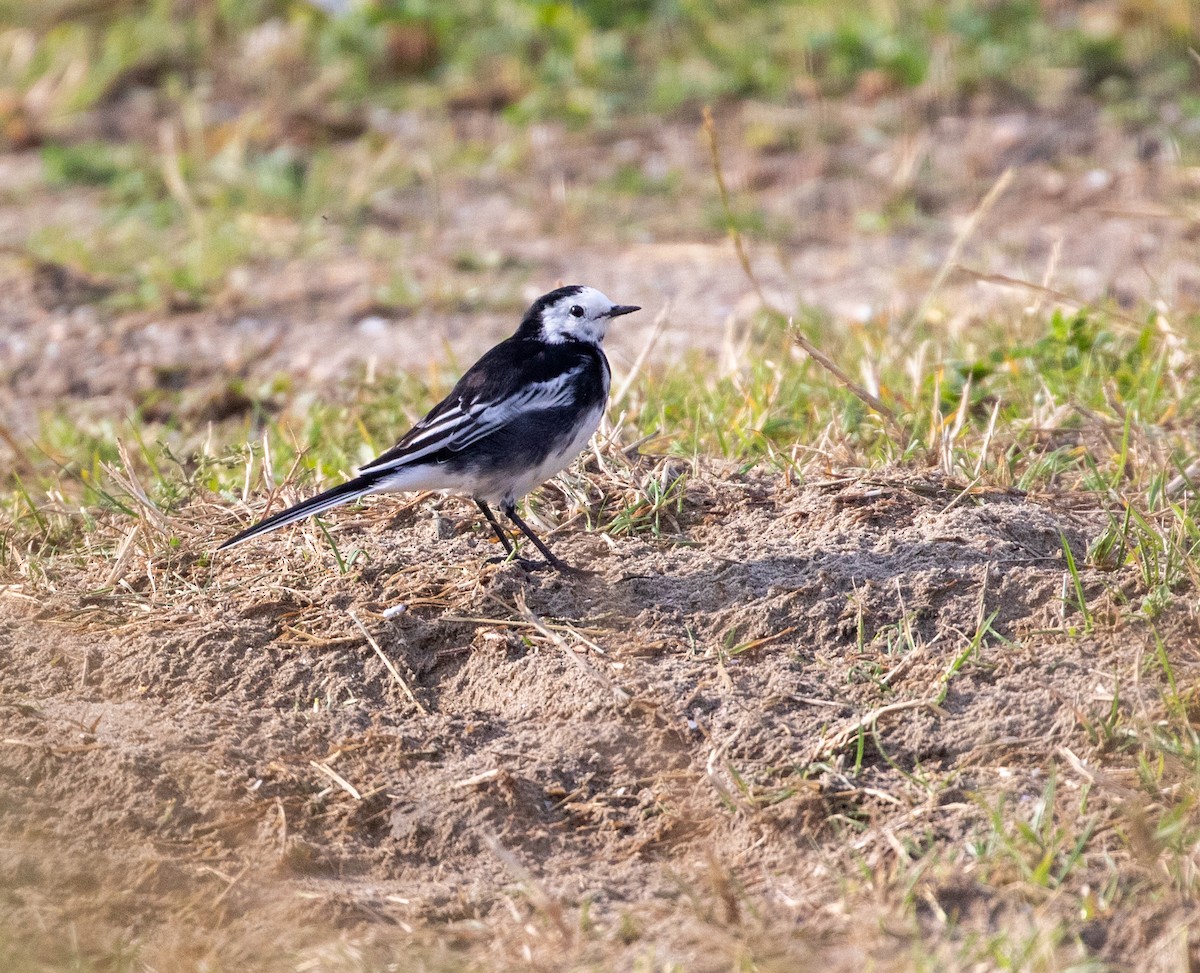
[4,1,1195,312]
[5,303,1200,562]
[24,124,428,309]
[2,0,1195,124]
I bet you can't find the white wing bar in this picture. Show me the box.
[358,367,582,474]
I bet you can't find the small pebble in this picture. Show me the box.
[1082,169,1112,194]
[357,315,390,337]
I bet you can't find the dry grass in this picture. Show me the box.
[5,404,1200,970]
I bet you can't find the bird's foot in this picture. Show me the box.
[486,554,551,572]
[485,554,596,577]
[543,557,599,578]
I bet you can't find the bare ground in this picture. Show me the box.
[2,463,1194,970]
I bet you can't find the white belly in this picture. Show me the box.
[367,404,606,507]
[479,404,604,505]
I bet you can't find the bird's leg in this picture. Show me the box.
[478,500,544,570]
[501,501,581,574]
[475,500,515,554]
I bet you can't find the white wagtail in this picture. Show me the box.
[218,285,641,572]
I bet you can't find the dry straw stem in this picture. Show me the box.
[513,590,631,704]
[612,300,671,404]
[955,266,1146,331]
[906,166,1013,332]
[207,862,253,909]
[103,520,141,587]
[700,107,900,430]
[348,609,428,714]
[809,695,946,764]
[309,759,362,800]
[157,120,202,231]
[482,833,572,941]
[104,439,170,535]
[451,768,501,789]
[1166,460,1200,498]
[0,420,37,476]
[442,612,609,643]
[705,726,750,812]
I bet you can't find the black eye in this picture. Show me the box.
[569,305,585,318]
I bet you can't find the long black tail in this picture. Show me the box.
[218,472,384,551]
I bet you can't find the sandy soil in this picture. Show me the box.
[2,462,1190,969]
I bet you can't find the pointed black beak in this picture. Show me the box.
[606,304,641,318]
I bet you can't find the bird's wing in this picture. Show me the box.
[358,348,584,474]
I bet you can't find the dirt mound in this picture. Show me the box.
[0,467,1173,969]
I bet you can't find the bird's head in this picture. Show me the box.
[518,285,640,345]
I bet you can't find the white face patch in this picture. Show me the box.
[538,286,622,344]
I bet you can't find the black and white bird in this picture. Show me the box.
[218,285,640,572]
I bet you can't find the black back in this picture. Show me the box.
[360,332,608,473]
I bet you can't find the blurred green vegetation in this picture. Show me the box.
[2,0,1194,312]
[0,0,1195,137]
